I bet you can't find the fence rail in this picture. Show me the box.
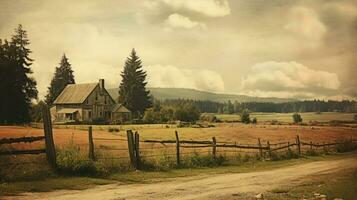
[0,149,46,156]
[0,136,45,145]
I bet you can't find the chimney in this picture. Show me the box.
[99,79,105,93]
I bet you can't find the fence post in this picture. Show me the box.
[42,105,56,168]
[267,141,271,159]
[88,126,95,161]
[310,141,313,150]
[258,138,263,159]
[296,135,301,155]
[126,130,136,169]
[134,132,141,169]
[212,137,217,159]
[175,131,180,166]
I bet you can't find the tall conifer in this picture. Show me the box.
[0,24,38,123]
[118,49,151,117]
[45,54,75,105]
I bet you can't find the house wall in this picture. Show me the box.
[81,85,115,122]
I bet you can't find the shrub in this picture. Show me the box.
[305,149,319,156]
[181,153,226,168]
[240,109,251,124]
[200,114,218,122]
[252,117,257,124]
[56,142,96,175]
[292,113,302,124]
[336,139,357,153]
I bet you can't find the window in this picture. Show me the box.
[104,96,107,104]
[88,111,92,119]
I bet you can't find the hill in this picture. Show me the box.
[107,87,295,103]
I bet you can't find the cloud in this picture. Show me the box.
[145,64,224,92]
[165,13,205,29]
[285,6,327,41]
[160,0,230,17]
[241,61,341,99]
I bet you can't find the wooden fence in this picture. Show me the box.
[0,105,56,168]
[89,127,356,170]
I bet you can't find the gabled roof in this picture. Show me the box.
[53,83,98,104]
[111,103,131,113]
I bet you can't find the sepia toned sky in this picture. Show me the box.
[0,0,356,100]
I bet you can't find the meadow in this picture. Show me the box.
[214,112,356,123]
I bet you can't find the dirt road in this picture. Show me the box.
[6,156,357,200]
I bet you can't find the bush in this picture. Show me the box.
[56,142,96,175]
[108,127,119,132]
[336,139,357,153]
[252,117,257,124]
[174,104,200,122]
[292,113,303,123]
[200,114,219,122]
[240,109,251,124]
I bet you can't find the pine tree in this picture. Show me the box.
[118,49,151,118]
[45,54,75,105]
[0,25,38,124]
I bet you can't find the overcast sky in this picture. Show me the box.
[1,0,356,100]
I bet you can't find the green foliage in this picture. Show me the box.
[118,49,152,118]
[182,153,226,167]
[29,100,45,122]
[305,149,319,156]
[292,113,303,123]
[336,139,357,153]
[0,24,38,124]
[271,149,299,161]
[143,107,174,124]
[240,109,251,124]
[200,114,219,122]
[56,142,96,175]
[174,104,200,122]
[108,127,119,132]
[252,117,257,124]
[45,54,75,105]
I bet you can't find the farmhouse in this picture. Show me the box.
[50,79,131,124]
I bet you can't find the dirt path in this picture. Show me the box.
[6,156,357,200]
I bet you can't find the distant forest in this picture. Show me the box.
[157,99,357,114]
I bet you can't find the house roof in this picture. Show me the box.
[53,83,98,104]
[111,103,131,113]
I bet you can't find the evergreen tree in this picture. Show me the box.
[118,49,151,117]
[45,54,75,105]
[0,24,38,124]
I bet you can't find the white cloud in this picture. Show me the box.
[165,13,205,29]
[285,6,327,41]
[146,64,225,92]
[161,0,230,17]
[241,61,341,98]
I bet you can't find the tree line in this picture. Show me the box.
[157,99,357,114]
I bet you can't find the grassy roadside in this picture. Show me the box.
[0,153,350,196]
[265,168,357,200]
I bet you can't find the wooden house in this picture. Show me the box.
[50,79,131,124]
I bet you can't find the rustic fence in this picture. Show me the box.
[0,105,56,168]
[88,127,357,170]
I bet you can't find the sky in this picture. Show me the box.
[0,0,356,100]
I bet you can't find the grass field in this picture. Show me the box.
[215,112,357,123]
